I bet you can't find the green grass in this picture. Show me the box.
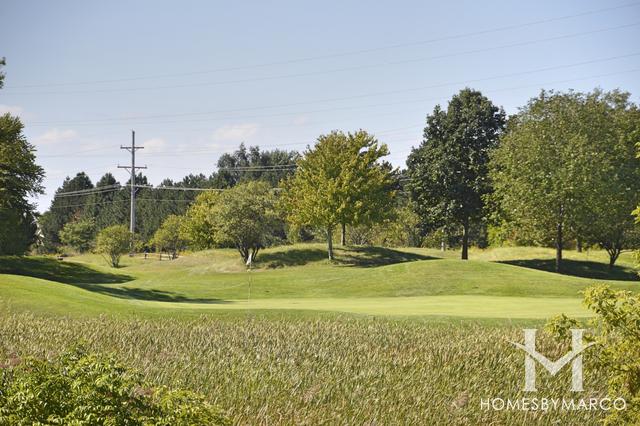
[0,311,613,425]
[0,244,636,319]
[0,245,637,424]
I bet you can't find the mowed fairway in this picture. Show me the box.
[0,244,637,319]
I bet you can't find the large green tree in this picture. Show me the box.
[281,130,396,259]
[579,93,640,267]
[59,218,95,253]
[0,113,44,254]
[182,191,220,250]
[490,89,639,272]
[407,88,505,260]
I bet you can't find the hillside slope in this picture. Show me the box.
[0,244,636,319]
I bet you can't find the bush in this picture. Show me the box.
[0,347,228,425]
[183,181,280,262]
[95,225,131,267]
[546,285,640,425]
[59,218,95,253]
[151,215,187,259]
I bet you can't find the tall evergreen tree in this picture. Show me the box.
[40,173,93,250]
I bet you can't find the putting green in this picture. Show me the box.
[3,244,632,320]
[0,274,587,319]
[142,295,588,318]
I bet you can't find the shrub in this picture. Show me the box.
[0,347,228,425]
[183,181,280,263]
[59,218,95,253]
[95,225,131,267]
[546,285,640,425]
[151,215,188,259]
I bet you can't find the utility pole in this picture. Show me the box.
[118,130,146,254]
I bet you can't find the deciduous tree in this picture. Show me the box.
[151,214,188,259]
[281,130,395,259]
[0,113,44,254]
[95,225,131,267]
[183,182,280,262]
[491,89,640,271]
[59,218,95,253]
[407,88,505,260]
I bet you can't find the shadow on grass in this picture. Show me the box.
[0,256,132,284]
[258,248,328,267]
[75,284,230,304]
[0,256,227,304]
[499,258,639,282]
[335,246,437,268]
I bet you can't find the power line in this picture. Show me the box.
[14,22,640,98]
[27,53,640,128]
[217,165,297,171]
[33,66,640,178]
[7,1,640,90]
[53,184,123,198]
[48,197,196,210]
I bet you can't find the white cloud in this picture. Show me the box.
[212,123,258,142]
[33,128,78,145]
[142,137,167,153]
[0,104,24,116]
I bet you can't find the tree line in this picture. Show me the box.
[1,55,638,272]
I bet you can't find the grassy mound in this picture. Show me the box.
[0,244,636,319]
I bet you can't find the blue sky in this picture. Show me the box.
[1,0,639,211]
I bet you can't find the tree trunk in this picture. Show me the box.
[607,247,621,269]
[461,219,469,260]
[341,223,346,246]
[555,221,563,273]
[576,238,582,253]
[327,227,334,260]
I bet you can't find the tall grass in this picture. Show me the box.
[0,310,610,425]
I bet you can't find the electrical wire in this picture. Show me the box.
[7,1,640,90]
[26,54,640,128]
[16,23,640,98]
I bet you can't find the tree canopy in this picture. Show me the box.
[95,225,131,267]
[59,218,95,253]
[212,143,299,188]
[0,57,5,89]
[151,214,188,259]
[282,130,396,259]
[407,88,505,259]
[0,113,44,255]
[490,89,640,271]
[40,172,94,251]
[183,181,280,262]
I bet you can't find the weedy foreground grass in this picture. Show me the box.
[0,311,609,425]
